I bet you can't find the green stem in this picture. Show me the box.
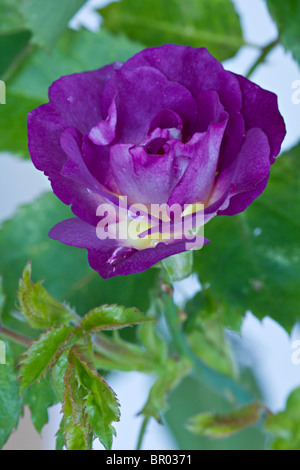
[160,279,252,405]
[246,38,280,79]
[136,416,150,451]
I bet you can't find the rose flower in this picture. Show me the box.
[28,45,286,278]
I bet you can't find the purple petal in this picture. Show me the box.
[122,45,242,114]
[28,104,100,225]
[110,141,191,204]
[235,74,286,161]
[168,121,228,206]
[48,65,120,135]
[209,128,271,216]
[109,65,198,143]
[88,98,117,146]
[82,135,119,193]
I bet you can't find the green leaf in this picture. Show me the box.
[17,262,75,329]
[0,193,158,334]
[0,1,25,34]
[21,0,86,49]
[0,31,31,77]
[0,341,22,448]
[194,143,300,331]
[81,305,153,333]
[266,0,300,65]
[62,354,93,451]
[187,403,262,438]
[100,0,244,61]
[19,325,74,392]
[23,373,58,433]
[265,387,300,450]
[165,376,266,450]
[51,349,70,403]
[0,90,42,158]
[67,345,120,450]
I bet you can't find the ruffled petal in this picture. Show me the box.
[235,74,286,161]
[48,64,121,135]
[108,65,198,143]
[122,45,242,114]
[168,121,228,206]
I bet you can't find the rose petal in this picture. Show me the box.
[28,104,100,225]
[48,64,121,135]
[168,121,228,206]
[49,217,208,278]
[235,74,286,161]
[122,45,242,114]
[108,65,198,143]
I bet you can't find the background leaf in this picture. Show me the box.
[23,373,58,434]
[265,387,300,450]
[0,341,22,448]
[165,376,266,450]
[21,0,86,49]
[187,402,262,438]
[99,0,244,61]
[266,0,300,66]
[194,143,300,332]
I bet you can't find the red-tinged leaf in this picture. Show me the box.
[18,325,74,393]
[81,304,154,334]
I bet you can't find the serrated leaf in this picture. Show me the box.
[0,193,158,335]
[23,373,58,433]
[0,341,22,448]
[69,345,120,450]
[19,325,74,392]
[62,352,93,450]
[187,402,262,438]
[265,387,300,450]
[51,349,70,403]
[194,143,300,332]
[100,0,244,61]
[81,304,153,334]
[266,0,300,66]
[17,262,75,329]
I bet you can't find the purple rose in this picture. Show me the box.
[28,45,286,279]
